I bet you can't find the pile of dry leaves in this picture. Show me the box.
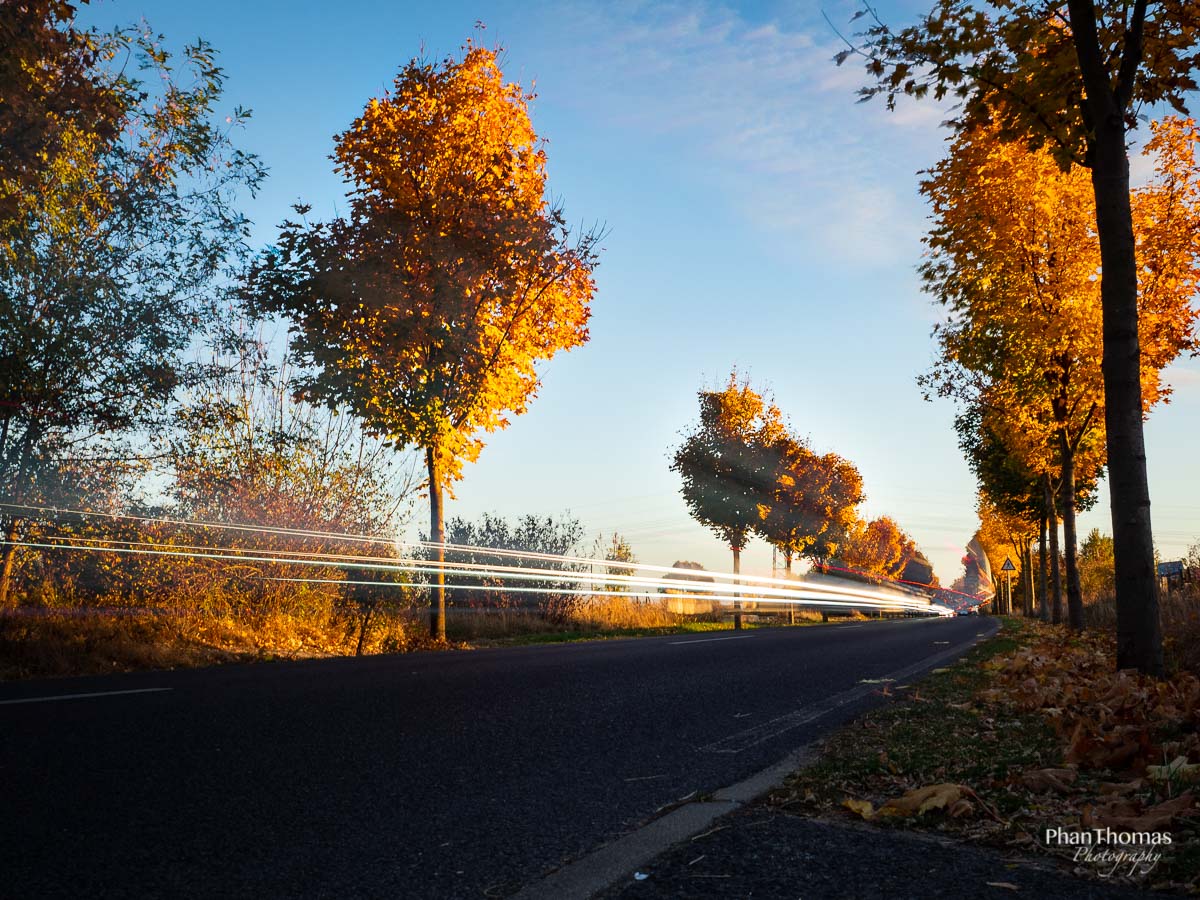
[981,629,1200,836]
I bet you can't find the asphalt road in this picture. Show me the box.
[1,616,994,899]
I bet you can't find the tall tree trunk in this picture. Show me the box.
[1046,475,1063,625]
[1038,512,1049,621]
[731,545,743,630]
[1091,123,1163,670]
[426,447,446,641]
[0,517,20,608]
[1067,0,1162,673]
[1061,435,1085,631]
[355,598,375,656]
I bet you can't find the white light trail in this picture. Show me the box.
[2,536,950,615]
[0,502,957,606]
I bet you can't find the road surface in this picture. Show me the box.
[1,616,994,898]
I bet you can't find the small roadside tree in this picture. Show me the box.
[671,372,784,627]
[248,42,600,640]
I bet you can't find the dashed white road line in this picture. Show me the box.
[668,635,756,645]
[0,687,172,706]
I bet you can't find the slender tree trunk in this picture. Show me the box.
[731,545,743,630]
[784,551,794,624]
[0,517,20,608]
[355,598,376,656]
[1091,121,1163,672]
[1023,545,1034,617]
[1046,476,1063,624]
[426,447,446,641]
[1038,513,1049,621]
[1065,0,1161,670]
[1061,436,1085,631]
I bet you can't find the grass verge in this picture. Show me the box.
[771,617,1200,894]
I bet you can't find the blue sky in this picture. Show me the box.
[80,0,1200,582]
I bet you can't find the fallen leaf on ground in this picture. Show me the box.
[842,797,875,820]
[879,783,963,817]
[949,798,975,818]
[1148,756,1200,785]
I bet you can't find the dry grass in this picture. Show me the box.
[2,592,815,680]
[0,604,428,681]
[445,595,698,642]
[1082,584,1200,675]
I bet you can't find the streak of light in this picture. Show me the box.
[2,536,950,614]
[0,502,962,605]
[263,575,911,610]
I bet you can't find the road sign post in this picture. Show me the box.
[1001,557,1016,615]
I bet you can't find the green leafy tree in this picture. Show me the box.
[1079,528,1117,599]
[247,43,601,640]
[434,512,586,622]
[839,0,1200,673]
[0,13,262,605]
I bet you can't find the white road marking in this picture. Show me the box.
[701,624,998,754]
[0,687,172,706]
[669,635,756,645]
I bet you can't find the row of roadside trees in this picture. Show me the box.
[834,0,1200,675]
[671,371,932,626]
[919,116,1200,631]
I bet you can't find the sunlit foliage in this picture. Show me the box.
[838,516,917,580]
[840,0,1200,673]
[247,42,600,639]
[921,118,1200,630]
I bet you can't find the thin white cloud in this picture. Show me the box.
[528,0,952,265]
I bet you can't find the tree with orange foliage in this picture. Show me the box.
[845,0,1200,673]
[838,516,917,580]
[976,494,1039,616]
[922,117,1200,631]
[753,430,865,576]
[248,42,601,640]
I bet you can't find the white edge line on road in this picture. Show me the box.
[668,635,756,645]
[0,687,172,706]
